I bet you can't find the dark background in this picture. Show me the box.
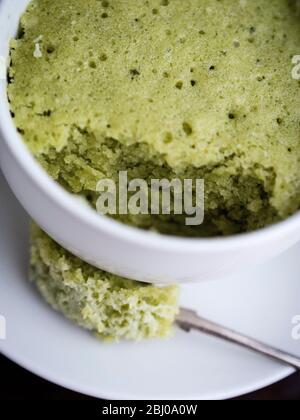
[1,354,299,400]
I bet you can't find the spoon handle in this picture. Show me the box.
[177,308,300,370]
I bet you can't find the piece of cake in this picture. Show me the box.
[9,0,300,236]
[30,224,179,341]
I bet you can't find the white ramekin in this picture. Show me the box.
[1,0,300,284]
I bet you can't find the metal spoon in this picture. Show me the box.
[177,308,300,370]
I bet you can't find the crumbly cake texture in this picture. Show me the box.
[9,0,300,236]
[30,224,179,341]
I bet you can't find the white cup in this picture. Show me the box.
[1,0,300,284]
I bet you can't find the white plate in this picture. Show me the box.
[0,171,299,400]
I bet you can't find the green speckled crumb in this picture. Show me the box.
[9,0,300,236]
[30,224,179,341]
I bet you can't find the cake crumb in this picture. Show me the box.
[0,56,6,80]
[30,224,179,342]
[33,43,42,58]
[33,35,43,58]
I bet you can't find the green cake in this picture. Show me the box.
[30,224,179,341]
[8,0,300,236]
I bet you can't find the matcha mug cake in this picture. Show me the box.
[1,0,300,284]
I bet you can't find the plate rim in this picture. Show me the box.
[0,343,294,400]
